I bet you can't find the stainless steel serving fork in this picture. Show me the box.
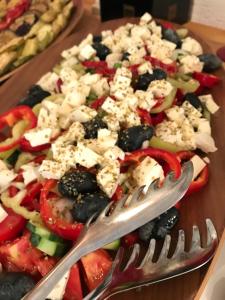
[24,161,193,300]
[85,219,218,300]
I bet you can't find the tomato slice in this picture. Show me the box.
[0,208,26,243]
[63,264,83,300]
[81,249,112,291]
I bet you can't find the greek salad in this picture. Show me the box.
[0,13,222,300]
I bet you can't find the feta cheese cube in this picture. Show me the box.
[179,55,203,74]
[97,129,118,151]
[103,114,120,132]
[195,132,217,153]
[132,157,164,192]
[140,12,152,25]
[104,146,125,161]
[0,204,8,223]
[199,94,219,114]
[80,73,101,86]
[21,163,40,186]
[39,160,68,179]
[97,160,120,197]
[135,90,156,111]
[106,53,122,68]
[197,118,211,135]
[74,143,100,168]
[24,128,52,147]
[137,61,153,75]
[47,271,70,300]
[91,78,109,97]
[79,44,96,60]
[190,155,206,180]
[70,105,97,123]
[37,72,59,93]
[0,169,17,193]
[165,106,186,126]
[61,45,79,59]
[101,97,119,115]
[148,79,173,98]
[181,37,203,56]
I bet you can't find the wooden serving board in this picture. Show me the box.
[0,16,224,300]
[0,0,84,83]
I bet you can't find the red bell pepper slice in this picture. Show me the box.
[40,179,83,240]
[82,61,116,80]
[121,147,181,179]
[63,264,83,300]
[0,105,37,152]
[0,0,30,31]
[0,208,26,244]
[90,96,107,110]
[20,136,50,152]
[145,56,178,74]
[136,108,152,125]
[193,72,220,88]
[150,111,166,126]
[22,181,42,211]
[176,151,209,195]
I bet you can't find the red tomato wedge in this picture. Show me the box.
[63,264,83,300]
[81,249,112,291]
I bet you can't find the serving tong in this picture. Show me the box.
[24,161,193,300]
[84,219,218,299]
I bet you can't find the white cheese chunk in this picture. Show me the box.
[39,160,68,180]
[97,160,120,197]
[140,12,152,25]
[0,169,17,193]
[61,45,79,59]
[79,44,96,60]
[181,37,203,56]
[199,94,219,114]
[0,160,8,171]
[165,106,186,126]
[148,79,173,98]
[74,143,100,168]
[104,146,125,161]
[179,55,203,74]
[132,157,164,192]
[190,155,207,180]
[21,163,40,186]
[195,132,217,153]
[137,61,153,75]
[24,128,52,147]
[135,90,156,111]
[97,129,118,151]
[0,204,8,223]
[47,270,70,300]
[70,105,97,123]
[37,72,59,93]
[197,118,211,135]
[103,115,120,132]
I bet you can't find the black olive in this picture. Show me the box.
[162,28,182,48]
[121,52,130,61]
[152,207,179,239]
[138,219,157,242]
[93,35,102,43]
[153,68,167,80]
[18,85,50,107]
[15,22,32,36]
[136,72,155,91]
[198,53,222,72]
[117,125,154,152]
[72,192,110,223]
[83,116,108,139]
[58,171,99,199]
[185,93,204,112]
[0,272,35,300]
[92,42,111,60]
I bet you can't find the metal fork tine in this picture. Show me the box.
[172,229,185,258]
[190,225,201,251]
[112,194,129,214]
[206,218,218,247]
[139,238,156,268]
[124,244,140,270]
[128,186,145,205]
[162,171,176,187]
[157,235,171,262]
[96,201,114,221]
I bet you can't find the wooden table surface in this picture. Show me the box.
[0,10,224,300]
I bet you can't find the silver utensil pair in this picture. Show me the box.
[23,161,217,300]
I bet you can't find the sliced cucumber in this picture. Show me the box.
[30,233,67,257]
[103,239,120,250]
[27,221,64,243]
[6,149,21,166]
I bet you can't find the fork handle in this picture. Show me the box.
[23,243,84,300]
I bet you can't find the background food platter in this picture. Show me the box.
[0,16,224,300]
[0,0,84,83]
